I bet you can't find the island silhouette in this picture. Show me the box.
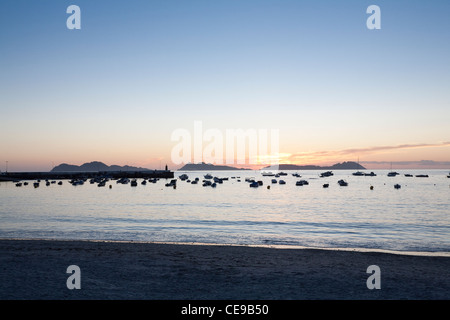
[51,161,151,172]
[262,161,366,171]
[178,161,366,171]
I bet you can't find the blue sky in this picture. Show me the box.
[1,0,449,170]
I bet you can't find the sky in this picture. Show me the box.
[1,0,449,171]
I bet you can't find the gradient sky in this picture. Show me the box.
[1,0,449,171]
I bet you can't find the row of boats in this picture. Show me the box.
[353,171,433,178]
[12,170,450,189]
[262,170,438,178]
[178,173,349,189]
[15,179,64,188]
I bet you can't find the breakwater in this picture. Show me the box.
[0,170,174,181]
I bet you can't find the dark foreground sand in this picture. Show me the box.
[0,239,449,300]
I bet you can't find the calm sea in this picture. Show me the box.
[1,170,449,254]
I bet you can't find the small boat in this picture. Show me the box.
[165,179,177,187]
[387,162,399,177]
[58,181,63,185]
[249,181,259,188]
[261,172,275,176]
[24,182,29,186]
[415,175,429,178]
[204,174,213,179]
[387,172,399,177]
[15,183,22,187]
[337,179,348,186]
[33,182,39,188]
[98,181,106,187]
[179,174,189,181]
[296,180,309,186]
[394,184,401,189]
[278,172,288,176]
[352,171,364,176]
[271,179,277,184]
[141,180,147,185]
[117,178,130,184]
[202,180,212,187]
[211,182,217,188]
[320,171,333,177]
[364,172,377,177]
[191,180,198,184]
[46,181,51,186]
[130,179,138,187]
[404,174,413,177]
[279,180,286,185]
[323,183,329,188]
[292,173,301,177]
[257,180,263,186]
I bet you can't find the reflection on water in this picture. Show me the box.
[1,170,449,253]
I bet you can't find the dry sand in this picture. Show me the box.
[0,239,449,300]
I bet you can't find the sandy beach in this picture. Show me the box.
[0,239,449,300]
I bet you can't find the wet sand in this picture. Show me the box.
[1,239,449,300]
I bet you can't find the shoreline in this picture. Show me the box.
[1,237,449,257]
[1,238,449,300]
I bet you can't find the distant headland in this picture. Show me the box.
[262,161,366,171]
[178,162,250,171]
[51,161,151,172]
[178,161,365,171]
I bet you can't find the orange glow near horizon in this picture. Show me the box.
[2,142,450,172]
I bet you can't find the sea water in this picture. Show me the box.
[1,170,449,254]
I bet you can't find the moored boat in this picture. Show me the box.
[387,172,399,177]
[320,171,333,177]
